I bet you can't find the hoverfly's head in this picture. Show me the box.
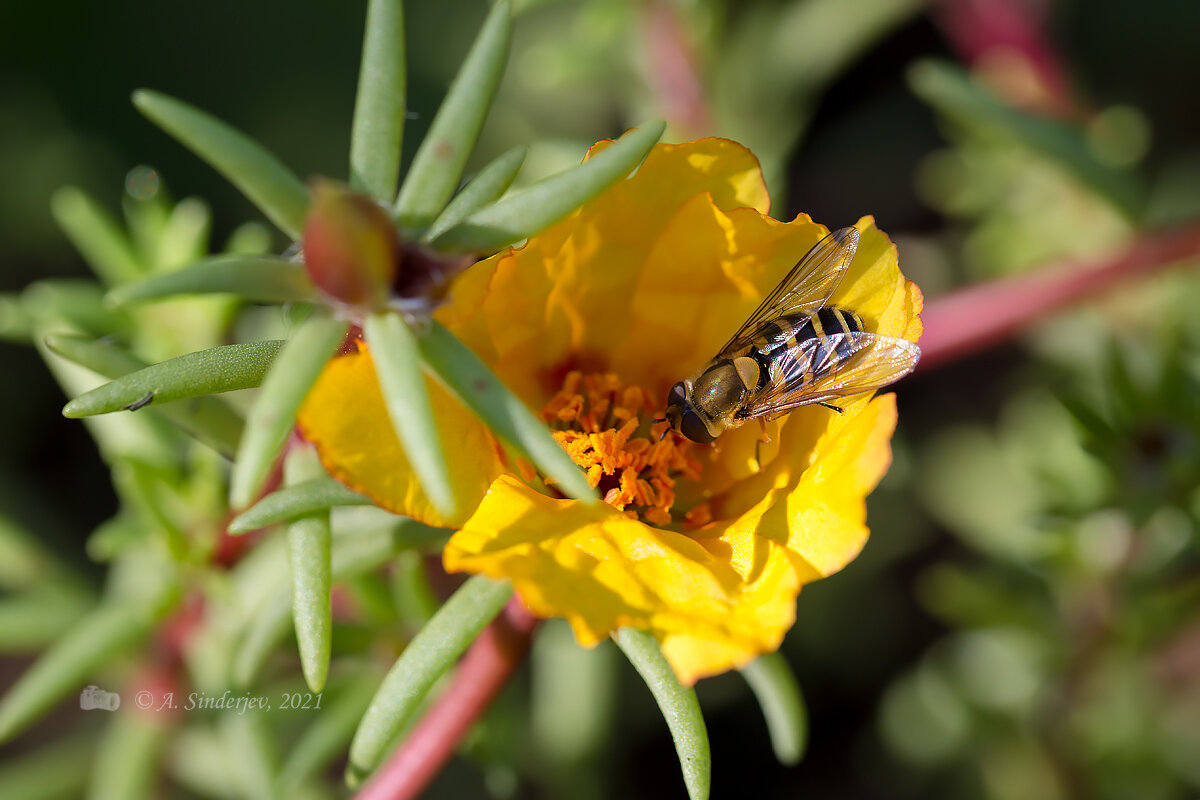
[664,381,716,444]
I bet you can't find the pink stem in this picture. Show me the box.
[917,225,1200,371]
[933,0,1075,116]
[352,599,540,800]
[641,0,713,137]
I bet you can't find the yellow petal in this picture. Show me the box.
[444,475,800,684]
[297,343,506,527]
[434,139,776,406]
[701,393,899,582]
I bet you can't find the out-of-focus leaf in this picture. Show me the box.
[22,280,126,337]
[0,731,95,800]
[220,711,276,800]
[228,477,374,534]
[417,321,595,504]
[0,293,34,342]
[613,628,710,800]
[133,90,309,238]
[393,0,512,231]
[363,312,457,518]
[0,602,161,744]
[106,255,316,306]
[62,340,284,418]
[350,0,406,201]
[284,446,333,693]
[51,187,144,285]
[229,315,347,508]
[431,121,665,253]
[347,575,512,783]
[908,60,1144,217]
[740,653,808,765]
[232,523,403,688]
[422,145,527,243]
[88,710,167,800]
[276,672,380,797]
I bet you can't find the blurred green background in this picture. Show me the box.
[3,0,1200,798]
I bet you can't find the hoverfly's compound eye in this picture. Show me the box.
[679,408,716,444]
[667,381,687,408]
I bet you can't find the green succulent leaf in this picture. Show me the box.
[417,321,596,504]
[45,334,244,457]
[62,340,285,419]
[363,312,458,519]
[740,653,808,765]
[907,60,1144,217]
[347,575,513,783]
[106,255,316,306]
[284,448,333,693]
[89,710,167,800]
[0,602,159,744]
[275,672,380,797]
[50,187,144,285]
[0,732,95,800]
[132,89,309,238]
[422,145,528,243]
[229,315,347,508]
[350,0,407,201]
[22,280,127,338]
[614,628,711,800]
[393,0,512,231]
[228,477,374,535]
[431,121,665,253]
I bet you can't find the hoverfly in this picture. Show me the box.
[663,226,920,443]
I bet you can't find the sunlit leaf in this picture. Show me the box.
[106,255,316,306]
[417,321,595,503]
[363,312,458,518]
[284,446,333,693]
[350,0,406,201]
[431,121,665,253]
[62,340,284,418]
[229,316,347,508]
[347,575,512,783]
[45,334,244,457]
[133,90,309,238]
[393,0,512,231]
[228,477,374,535]
[422,145,527,243]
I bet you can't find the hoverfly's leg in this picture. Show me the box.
[758,418,772,443]
[818,402,844,414]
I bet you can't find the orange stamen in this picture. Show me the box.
[539,371,704,525]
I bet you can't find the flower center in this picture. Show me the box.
[538,371,704,526]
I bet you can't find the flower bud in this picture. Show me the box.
[302,179,399,309]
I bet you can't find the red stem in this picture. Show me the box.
[917,225,1200,372]
[933,0,1076,116]
[641,0,713,137]
[352,599,540,800]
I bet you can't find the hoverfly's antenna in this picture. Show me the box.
[650,417,668,441]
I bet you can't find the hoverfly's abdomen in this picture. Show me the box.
[746,307,863,392]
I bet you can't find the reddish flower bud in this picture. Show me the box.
[302,179,399,309]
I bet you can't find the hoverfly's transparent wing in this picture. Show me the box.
[716,226,860,358]
[745,331,920,420]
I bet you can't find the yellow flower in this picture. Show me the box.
[298,138,923,685]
